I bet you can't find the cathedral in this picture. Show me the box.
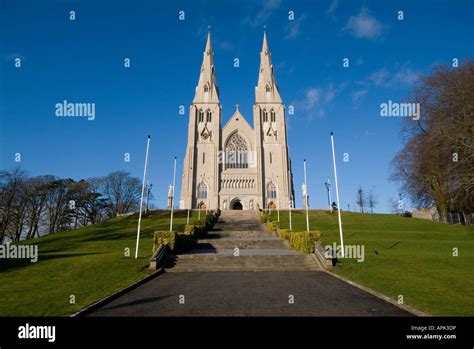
[179,31,294,210]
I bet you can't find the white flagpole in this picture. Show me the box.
[187,208,190,225]
[331,132,345,257]
[304,159,309,232]
[135,135,151,259]
[288,169,292,230]
[169,156,177,232]
[277,199,280,222]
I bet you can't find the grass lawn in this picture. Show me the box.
[266,209,474,316]
[0,209,204,316]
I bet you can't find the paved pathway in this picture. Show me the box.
[88,211,412,316]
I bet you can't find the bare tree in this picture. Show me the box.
[356,185,367,213]
[368,187,378,213]
[100,171,141,217]
[0,168,27,242]
[391,60,474,221]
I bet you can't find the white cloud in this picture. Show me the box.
[298,88,320,112]
[284,14,307,39]
[370,66,419,87]
[344,8,383,40]
[244,0,282,28]
[369,69,391,86]
[327,0,338,14]
[218,41,234,51]
[352,88,368,103]
[291,83,347,121]
[393,67,419,85]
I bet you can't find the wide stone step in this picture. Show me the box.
[194,239,286,250]
[165,254,319,272]
[183,248,300,256]
[208,231,268,239]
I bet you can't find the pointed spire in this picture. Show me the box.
[256,30,282,103]
[262,30,269,55]
[193,28,220,104]
[205,27,212,55]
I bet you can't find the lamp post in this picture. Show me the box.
[325,178,332,213]
[303,159,309,232]
[398,193,403,215]
[145,182,153,214]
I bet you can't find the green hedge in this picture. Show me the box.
[152,230,194,254]
[260,211,270,223]
[266,220,278,232]
[279,229,293,240]
[288,231,322,253]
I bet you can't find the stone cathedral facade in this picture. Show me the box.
[180,31,294,210]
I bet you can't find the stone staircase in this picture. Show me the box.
[165,210,319,272]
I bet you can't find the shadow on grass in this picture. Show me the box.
[0,252,101,272]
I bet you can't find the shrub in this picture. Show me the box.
[152,231,177,253]
[184,224,195,235]
[176,232,194,253]
[153,230,195,254]
[260,211,270,223]
[279,229,292,240]
[266,220,278,232]
[289,231,322,253]
[193,225,208,238]
[205,214,217,230]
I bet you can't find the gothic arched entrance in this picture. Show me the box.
[199,201,207,209]
[232,201,243,210]
[268,201,276,209]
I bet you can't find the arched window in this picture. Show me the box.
[263,109,268,123]
[270,109,276,122]
[197,182,207,199]
[204,84,209,93]
[267,182,277,199]
[266,84,271,93]
[225,132,249,169]
[198,109,204,123]
[206,110,212,122]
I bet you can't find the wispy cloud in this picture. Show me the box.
[370,66,419,87]
[352,88,368,103]
[243,0,282,28]
[284,13,307,39]
[344,7,384,40]
[350,64,419,104]
[327,0,338,14]
[218,41,234,51]
[291,82,347,122]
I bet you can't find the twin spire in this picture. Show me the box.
[193,30,281,105]
[193,30,219,104]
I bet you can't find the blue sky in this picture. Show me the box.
[1,0,473,212]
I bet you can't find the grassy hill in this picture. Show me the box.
[0,210,202,316]
[266,209,474,316]
[1,209,472,316]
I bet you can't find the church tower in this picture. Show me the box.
[180,31,222,210]
[253,32,294,209]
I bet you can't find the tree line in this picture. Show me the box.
[355,185,377,213]
[390,60,474,222]
[0,169,142,243]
